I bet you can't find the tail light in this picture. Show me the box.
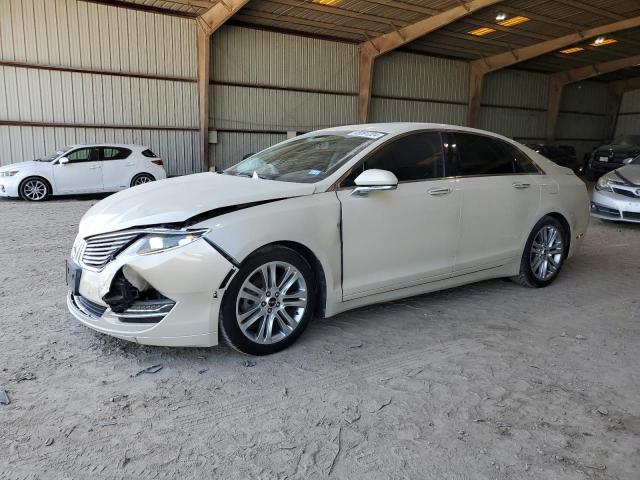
[152,159,163,166]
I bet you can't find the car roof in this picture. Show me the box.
[309,122,524,144]
[65,144,149,150]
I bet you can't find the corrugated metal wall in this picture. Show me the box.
[209,25,358,169]
[615,89,640,137]
[0,0,197,174]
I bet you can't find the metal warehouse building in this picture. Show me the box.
[1,0,639,176]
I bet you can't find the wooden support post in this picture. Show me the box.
[467,63,486,127]
[357,45,376,124]
[546,77,564,141]
[197,23,211,172]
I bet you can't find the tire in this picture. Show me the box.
[511,216,567,288]
[220,245,316,355]
[130,173,155,187]
[19,177,50,201]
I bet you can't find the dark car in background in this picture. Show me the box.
[527,143,582,175]
[585,135,640,181]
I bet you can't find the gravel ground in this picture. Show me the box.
[0,192,639,480]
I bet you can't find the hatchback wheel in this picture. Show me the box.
[220,246,316,355]
[131,173,154,187]
[512,216,567,288]
[19,177,50,201]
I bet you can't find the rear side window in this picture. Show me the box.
[497,140,540,174]
[453,133,514,176]
[101,147,131,160]
[342,131,444,186]
[141,149,158,158]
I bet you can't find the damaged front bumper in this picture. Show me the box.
[67,237,236,347]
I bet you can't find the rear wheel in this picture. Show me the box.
[220,246,316,355]
[19,177,50,201]
[131,173,155,187]
[511,216,567,288]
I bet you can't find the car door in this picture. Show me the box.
[52,147,103,193]
[100,147,134,191]
[337,131,461,301]
[450,132,542,274]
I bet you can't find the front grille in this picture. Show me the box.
[623,211,640,221]
[80,231,141,270]
[612,187,639,198]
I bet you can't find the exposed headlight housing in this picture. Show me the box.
[595,177,613,191]
[0,170,19,177]
[133,228,210,255]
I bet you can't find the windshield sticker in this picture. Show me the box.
[347,130,387,140]
[308,169,322,176]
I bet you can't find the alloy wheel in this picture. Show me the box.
[133,175,152,186]
[529,225,564,281]
[235,261,308,344]
[22,179,48,201]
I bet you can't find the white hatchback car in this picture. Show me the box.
[67,123,589,355]
[0,144,167,201]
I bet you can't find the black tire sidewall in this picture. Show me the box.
[220,246,316,355]
[521,216,567,287]
[19,177,49,201]
[131,174,154,187]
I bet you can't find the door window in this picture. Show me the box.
[100,147,131,161]
[453,133,516,176]
[66,148,98,163]
[496,140,541,174]
[342,131,444,186]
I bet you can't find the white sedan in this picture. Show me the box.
[0,144,167,201]
[67,123,589,355]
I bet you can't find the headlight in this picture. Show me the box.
[623,157,635,164]
[595,177,612,191]
[0,170,19,177]
[133,228,209,255]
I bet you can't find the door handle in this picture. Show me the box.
[89,166,101,170]
[428,187,452,196]
[126,162,135,166]
[512,182,531,189]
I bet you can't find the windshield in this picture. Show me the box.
[613,135,640,146]
[224,131,386,183]
[36,148,68,162]
[631,154,640,165]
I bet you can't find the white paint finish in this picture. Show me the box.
[454,175,542,272]
[68,124,590,347]
[0,143,166,198]
[0,0,196,77]
[338,178,461,300]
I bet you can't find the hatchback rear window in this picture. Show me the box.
[142,149,158,158]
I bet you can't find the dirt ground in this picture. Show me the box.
[0,192,639,480]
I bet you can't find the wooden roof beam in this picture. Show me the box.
[546,55,640,140]
[467,16,640,127]
[197,0,250,172]
[357,0,504,123]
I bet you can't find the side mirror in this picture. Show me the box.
[58,157,69,165]
[352,169,398,196]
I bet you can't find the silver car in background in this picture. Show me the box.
[591,154,640,223]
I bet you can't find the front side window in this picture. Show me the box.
[66,148,97,163]
[342,131,445,187]
[101,147,131,160]
[453,133,515,176]
[225,131,384,183]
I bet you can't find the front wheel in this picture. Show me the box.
[220,246,316,355]
[511,216,567,288]
[19,177,50,201]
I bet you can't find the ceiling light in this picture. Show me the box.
[469,27,496,36]
[498,16,530,27]
[495,13,507,21]
[559,47,585,54]
[590,37,617,47]
[312,0,342,4]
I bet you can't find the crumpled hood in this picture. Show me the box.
[79,173,316,237]
[613,164,640,186]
